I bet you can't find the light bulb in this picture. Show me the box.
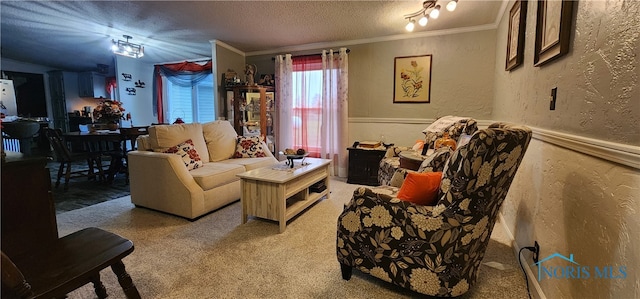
[419,15,429,26]
[430,5,441,19]
[405,20,415,32]
[446,0,457,12]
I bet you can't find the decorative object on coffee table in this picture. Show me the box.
[280,149,308,168]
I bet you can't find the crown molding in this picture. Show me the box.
[210,39,245,57]
[495,0,510,27]
[247,24,496,57]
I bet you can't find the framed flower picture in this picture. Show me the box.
[393,55,432,103]
[505,0,527,71]
[534,0,574,66]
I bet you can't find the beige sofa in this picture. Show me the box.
[128,121,277,219]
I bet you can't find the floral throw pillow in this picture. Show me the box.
[163,139,203,171]
[234,136,267,158]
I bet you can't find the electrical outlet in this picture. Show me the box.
[533,241,540,264]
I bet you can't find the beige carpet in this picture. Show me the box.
[57,177,529,299]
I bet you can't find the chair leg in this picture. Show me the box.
[64,162,72,191]
[340,263,353,280]
[55,162,64,188]
[111,260,141,299]
[95,155,105,182]
[87,157,96,181]
[125,156,130,184]
[89,273,108,299]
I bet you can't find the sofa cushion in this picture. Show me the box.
[162,139,203,171]
[148,123,210,162]
[219,157,277,171]
[234,136,268,158]
[202,120,238,162]
[189,162,246,190]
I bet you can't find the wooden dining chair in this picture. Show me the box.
[44,128,105,190]
[1,227,141,299]
[119,126,149,183]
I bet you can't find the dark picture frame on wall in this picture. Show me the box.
[533,0,574,66]
[393,55,432,103]
[505,0,527,71]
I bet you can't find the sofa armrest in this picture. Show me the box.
[128,150,202,191]
[384,146,412,158]
[260,141,275,158]
[128,150,206,217]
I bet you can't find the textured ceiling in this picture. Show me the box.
[1,1,504,72]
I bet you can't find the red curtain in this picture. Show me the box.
[105,77,117,96]
[153,60,213,123]
[291,55,323,157]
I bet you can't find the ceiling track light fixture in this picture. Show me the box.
[404,0,459,32]
[111,35,144,58]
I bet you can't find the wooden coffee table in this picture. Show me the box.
[237,158,331,233]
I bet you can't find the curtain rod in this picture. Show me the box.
[271,49,350,61]
[156,57,212,65]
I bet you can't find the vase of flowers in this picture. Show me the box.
[93,100,125,130]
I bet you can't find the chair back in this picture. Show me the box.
[119,126,149,153]
[438,123,531,208]
[44,128,72,162]
[422,116,478,155]
[436,122,531,281]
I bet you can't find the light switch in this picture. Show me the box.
[550,87,557,110]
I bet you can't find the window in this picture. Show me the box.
[163,73,215,123]
[291,69,322,155]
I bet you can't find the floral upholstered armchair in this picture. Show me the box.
[337,123,532,297]
[378,116,478,186]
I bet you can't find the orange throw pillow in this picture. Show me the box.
[397,172,443,206]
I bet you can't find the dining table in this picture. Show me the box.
[63,130,124,183]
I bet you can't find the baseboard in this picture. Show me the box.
[498,213,547,299]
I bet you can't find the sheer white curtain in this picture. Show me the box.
[275,54,293,153]
[275,49,349,177]
[320,48,349,177]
